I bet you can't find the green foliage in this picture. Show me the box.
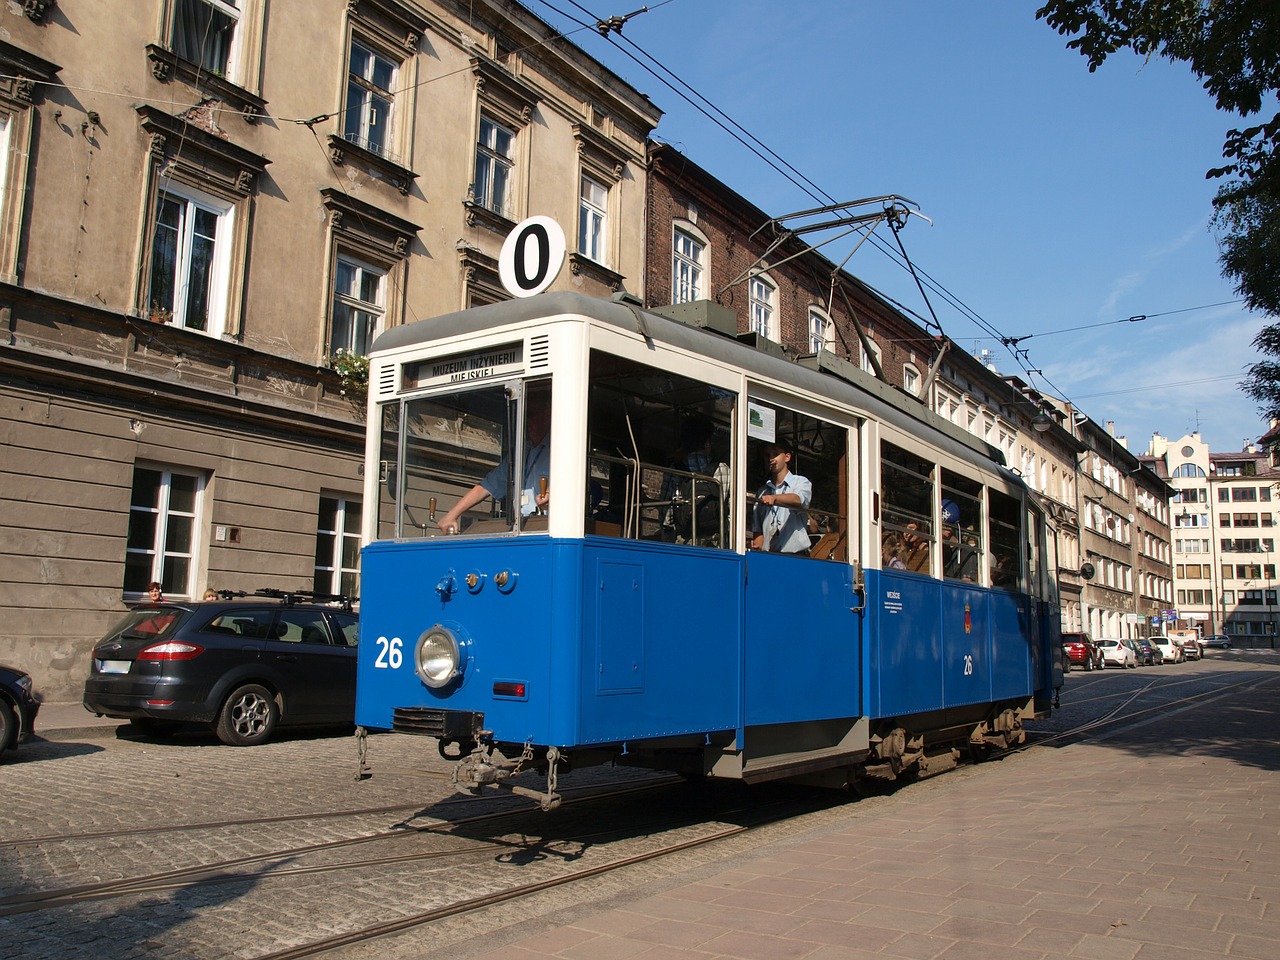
[329,349,369,402]
[1037,0,1280,439]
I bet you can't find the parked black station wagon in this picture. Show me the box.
[83,590,358,746]
[1,663,40,759]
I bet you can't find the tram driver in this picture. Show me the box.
[437,390,551,534]
[751,438,812,554]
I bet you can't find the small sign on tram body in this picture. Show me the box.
[498,216,566,298]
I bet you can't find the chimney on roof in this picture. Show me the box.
[1106,420,1115,436]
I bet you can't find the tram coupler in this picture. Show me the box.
[452,743,564,811]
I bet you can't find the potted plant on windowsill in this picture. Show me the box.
[329,348,369,412]
[148,302,173,324]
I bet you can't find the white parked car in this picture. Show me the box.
[1150,635,1185,664]
[1096,638,1137,669]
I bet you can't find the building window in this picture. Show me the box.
[749,274,777,340]
[578,174,608,263]
[808,307,832,354]
[124,466,203,598]
[903,364,921,397]
[473,115,513,219]
[331,255,385,356]
[149,184,232,334]
[172,0,241,77]
[344,38,396,158]
[862,339,882,375]
[315,495,362,597]
[672,226,704,303]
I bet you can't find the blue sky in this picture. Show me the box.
[526,0,1270,456]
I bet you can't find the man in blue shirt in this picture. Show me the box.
[751,438,812,554]
[438,394,551,534]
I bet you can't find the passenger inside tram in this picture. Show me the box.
[437,386,551,534]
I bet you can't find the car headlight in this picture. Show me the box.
[415,625,462,688]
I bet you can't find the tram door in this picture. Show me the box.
[742,400,861,726]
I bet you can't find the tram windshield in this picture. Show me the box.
[376,379,552,539]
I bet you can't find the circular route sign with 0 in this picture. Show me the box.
[498,216,566,298]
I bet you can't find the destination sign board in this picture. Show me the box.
[406,342,523,389]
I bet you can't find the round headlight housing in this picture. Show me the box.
[415,625,462,688]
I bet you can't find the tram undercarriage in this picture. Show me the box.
[382,697,1032,810]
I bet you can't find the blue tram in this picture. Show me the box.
[355,291,1062,809]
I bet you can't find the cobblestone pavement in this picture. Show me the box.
[5,652,1278,960]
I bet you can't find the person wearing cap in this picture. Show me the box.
[751,438,812,554]
[940,499,978,582]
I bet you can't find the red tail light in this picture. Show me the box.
[138,641,204,661]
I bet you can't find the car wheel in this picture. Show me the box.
[0,700,15,756]
[129,717,182,738]
[216,684,279,746]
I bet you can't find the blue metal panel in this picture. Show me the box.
[577,541,741,744]
[356,537,573,745]
[870,569,942,718]
[595,560,645,693]
[990,591,1033,700]
[941,583,991,707]
[742,553,861,726]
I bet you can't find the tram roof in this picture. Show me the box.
[372,291,1008,473]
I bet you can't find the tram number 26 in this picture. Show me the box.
[375,636,403,669]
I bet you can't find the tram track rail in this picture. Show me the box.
[1030,664,1280,749]
[0,776,683,917]
[253,791,838,960]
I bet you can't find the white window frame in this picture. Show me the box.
[473,115,514,219]
[903,363,921,397]
[315,494,362,597]
[149,181,233,337]
[862,339,882,375]
[344,37,398,159]
[808,306,832,354]
[330,254,386,356]
[672,225,705,304]
[172,0,243,80]
[578,173,608,263]
[749,273,777,341]
[124,465,205,599]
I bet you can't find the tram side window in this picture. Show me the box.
[586,351,734,549]
[746,400,848,560]
[881,442,934,574]
[382,381,551,539]
[940,470,983,583]
[988,489,1022,590]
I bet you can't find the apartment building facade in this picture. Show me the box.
[0,0,659,698]
[1144,432,1278,645]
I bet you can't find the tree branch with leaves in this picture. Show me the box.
[1037,0,1280,431]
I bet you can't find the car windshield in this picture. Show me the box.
[103,607,183,641]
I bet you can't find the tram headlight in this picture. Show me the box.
[415,625,463,688]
